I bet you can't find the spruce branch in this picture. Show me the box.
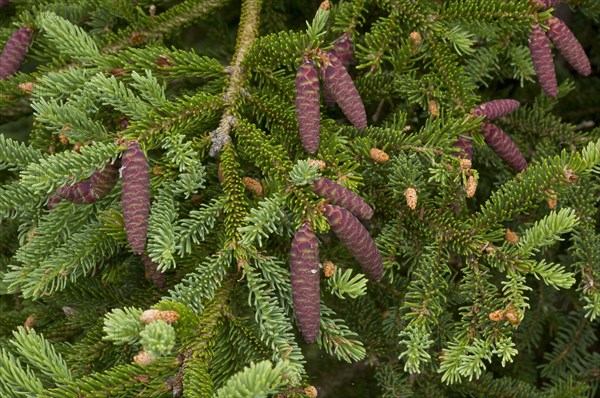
[9,326,72,384]
[0,346,45,396]
[210,0,263,155]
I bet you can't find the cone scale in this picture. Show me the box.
[323,204,383,281]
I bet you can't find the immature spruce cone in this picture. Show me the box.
[472,99,520,120]
[529,24,557,97]
[141,253,166,288]
[323,33,354,107]
[482,123,528,172]
[546,17,591,76]
[453,136,473,160]
[295,58,321,154]
[46,194,62,210]
[333,32,354,67]
[55,160,120,204]
[313,177,373,220]
[55,180,97,204]
[321,51,367,130]
[323,204,383,281]
[290,223,320,343]
[91,159,120,198]
[0,27,33,80]
[121,141,150,254]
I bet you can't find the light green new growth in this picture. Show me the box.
[139,320,176,358]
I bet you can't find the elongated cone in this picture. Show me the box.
[529,24,557,97]
[323,204,383,281]
[121,141,150,254]
[56,160,120,204]
[295,58,321,154]
[290,223,320,343]
[321,51,367,130]
[333,32,354,68]
[0,27,32,80]
[91,159,120,198]
[482,123,527,172]
[313,177,373,220]
[56,180,96,204]
[140,253,166,288]
[323,33,354,107]
[472,99,520,120]
[546,17,591,76]
[453,136,473,160]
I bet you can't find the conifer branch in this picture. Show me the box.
[210,0,263,155]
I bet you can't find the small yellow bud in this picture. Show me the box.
[428,99,439,117]
[504,306,521,326]
[157,310,179,325]
[323,261,335,278]
[404,187,417,210]
[409,31,422,49]
[505,229,519,245]
[488,309,505,322]
[309,159,327,170]
[24,315,36,330]
[369,147,390,164]
[18,82,34,94]
[459,158,472,171]
[466,175,477,198]
[304,385,318,397]
[134,350,156,366]
[140,309,161,324]
[242,176,264,198]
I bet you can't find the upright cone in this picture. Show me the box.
[290,223,320,343]
[0,26,33,80]
[295,58,321,154]
[529,24,557,98]
[121,141,150,254]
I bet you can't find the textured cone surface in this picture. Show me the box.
[333,32,354,67]
[0,27,32,80]
[121,141,150,254]
[323,33,354,107]
[290,223,320,343]
[546,17,591,76]
[453,136,473,160]
[322,52,367,130]
[56,160,120,204]
[313,177,373,220]
[141,253,166,288]
[295,58,321,154]
[323,204,383,281]
[472,99,520,120]
[56,180,97,204]
[529,24,557,97]
[91,159,120,198]
[482,123,528,172]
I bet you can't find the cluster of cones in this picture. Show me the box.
[290,177,383,343]
[295,33,366,154]
[529,0,591,97]
[455,99,527,173]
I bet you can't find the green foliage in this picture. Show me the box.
[1,0,600,396]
